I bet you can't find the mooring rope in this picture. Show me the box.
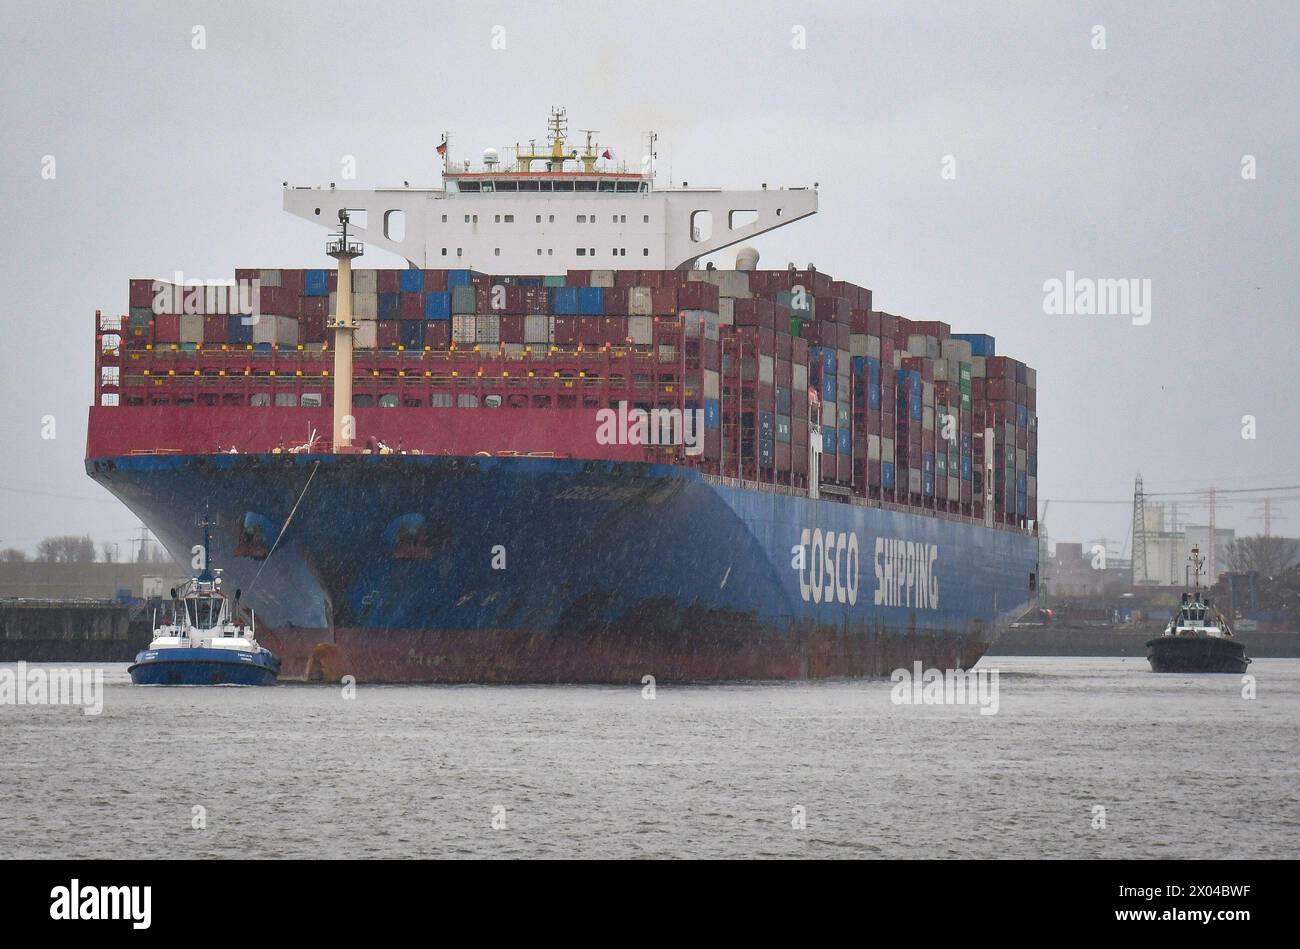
[244,460,321,597]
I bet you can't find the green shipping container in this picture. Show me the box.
[452,285,477,314]
[776,290,815,319]
[543,275,567,288]
[129,307,153,328]
[790,316,803,337]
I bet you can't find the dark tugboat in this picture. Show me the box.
[1146,545,1250,674]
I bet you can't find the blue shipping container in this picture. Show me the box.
[882,462,896,489]
[424,291,452,320]
[822,428,837,455]
[303,270,330,296]
[447,270,473,289]
[577,287,605,315]
[838,428,851,454]
[227,314,253,344]
[400,320,425,349]
[961,455,973,480]
[551,286,578,315]
[704,398,720,430]
[952,333,996,358]
[379,293,400,321]
[400,269,424,293]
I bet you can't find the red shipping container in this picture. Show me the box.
[154,314,180,343]
[234,268,258,284]
[474,284,492,313]
[400,293,423,320]
[300,312,326,342]
[129,279,155,308]
[261,286,298,315]
[524,287,550,315]
[422,270,448,291]
[678,282,720,311]
[776,443,792,470]
[577,316,603,345]
[615,270,639,288]
[280,269,305,293]
[499,315,525,343]
[986,356,1014,379]
[377,320,399,349]
[553,317,578,345]
[602,287,628,316]
[602,317,628,344]
[203,314,227,343]
[791,335,809,364]
[651,287,678,314]
[300,296,328,318]
[790,269,831,297]
[426,321,451,349]
[328,270,339,291]
[829,281,861,309]
[566,270,592,287]
[814,296,851,323]
[733,297,774,328]
[376,270,400,293]
[638,270,665,289]
[912,320,950,339]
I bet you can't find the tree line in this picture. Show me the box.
[0,536,174,564]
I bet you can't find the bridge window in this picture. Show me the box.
[495,181,517,192]
[575,180,597,192]
[690,210,713,243]
[617,182,640,193]
[459,181,480,192]
[518,180,539,191]
[553,181,574,192]
[576,248,587,256]
[599,181,615,192]
[729,210,758,229]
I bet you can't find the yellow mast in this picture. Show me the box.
[326,211,363,451]
[514,107,597,172]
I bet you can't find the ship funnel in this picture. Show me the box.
[735,246,760,272]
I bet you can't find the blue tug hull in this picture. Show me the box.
[90,453,1039,683]
[128,647,280,686]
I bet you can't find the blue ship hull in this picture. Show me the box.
[89,454,1039,683]
[128,646,280,686]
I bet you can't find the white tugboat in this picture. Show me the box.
[128,512,280,686]
[1146,545,1251,674]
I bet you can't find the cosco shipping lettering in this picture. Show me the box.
[85,111,1040,683]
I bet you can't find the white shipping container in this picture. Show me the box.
[867,335,881,359]
[1025,366,1037,389]
[351,269,378,294]
[703,369,720,399]
[941,339,973,362]
[627,315,653,345]
[1016,447,1027,468]
[682,309,720,340]
[275,315,299,346]
[474,314,499,344]
[792,363,808,391]
[179,314,204,344]
[909,467,922,489]
[452,315,476,343]
[502,343,527,358]
[252,314,277,344]
[850,334,868,357]
[717,297,735,325]
[524,314,551,344]
[687,269,751,299]
[589,270,616,288]
[970,356,986,378]
[868,433,881,461]
[353,293,378,320]
[354,320,377,349]
[1028,475,1037,495]
[628,286,653,316]
[882,437,894,458]
[948,476,959,496]
[258,269,281,288]
[922,405,935,431]
[759,354,774,384]
[934,360,949,382]
[922,384,935,408]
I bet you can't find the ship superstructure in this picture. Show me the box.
[283,108,816,273]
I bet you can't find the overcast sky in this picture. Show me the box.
[0,1,1296,557]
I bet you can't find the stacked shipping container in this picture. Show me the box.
[105,266,1036,527]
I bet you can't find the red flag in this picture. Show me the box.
[436,141,447,157]
[601,148,613,160]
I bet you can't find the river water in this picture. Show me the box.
[2,657,1296,859]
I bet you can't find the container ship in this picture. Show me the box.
[86,110,1041,682]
